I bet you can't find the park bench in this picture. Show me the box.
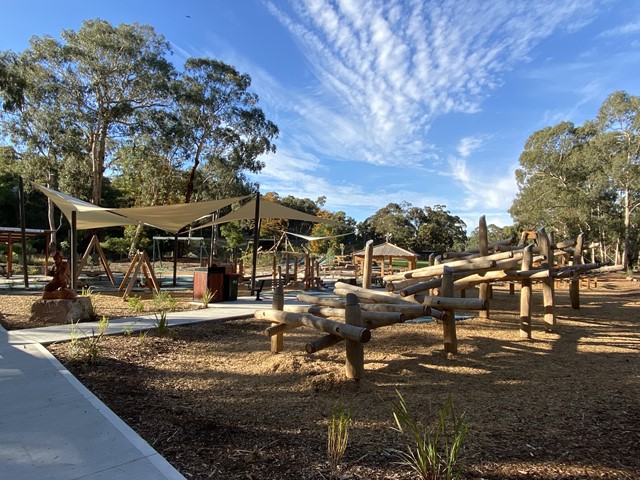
[252,277,279,301]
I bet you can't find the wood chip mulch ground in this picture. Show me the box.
[1,276,639,479]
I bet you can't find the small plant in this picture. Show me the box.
[80,286,93,297]
[127,295,145,313]
[327,407,351,476]
[68,316,110,365]
[201,288,214,307]
[153,291,179,311]
[80,286,100,321]
[155,309,171,336]
[391,392,467,480]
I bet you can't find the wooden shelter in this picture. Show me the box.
[353,241,418,277]
[0,227,53,277]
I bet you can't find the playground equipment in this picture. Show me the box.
[254,280,487,379]
[253,215,624,380]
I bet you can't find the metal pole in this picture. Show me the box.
[70,210,77,290]
[18,177,29,288]
[251,192,260,293]
[173,234,179,287]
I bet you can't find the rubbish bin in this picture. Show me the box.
[223,273,240,301]
[193,266,225,302]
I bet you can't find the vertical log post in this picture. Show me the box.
[271,284,285,353]
[441,266,457,354]
[18,177,29,288]
[570,233,584,309]
[478,215,490,317]
[272,253,277,282]
[70,210,77,291]
[519,244,533,339]
[538,228,556,332]
[304,254,311,290]
[284,253,290,283]
[362,240,374,289]
[345,293,364,380]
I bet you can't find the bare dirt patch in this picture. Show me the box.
[3,276,640,479]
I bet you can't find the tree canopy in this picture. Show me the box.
[0,19,279,253]
[510,90,640,267]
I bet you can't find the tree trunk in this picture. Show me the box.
[623,187,631,270]
[128,223,144,258]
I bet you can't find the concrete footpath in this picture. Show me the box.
[0,297,268,480]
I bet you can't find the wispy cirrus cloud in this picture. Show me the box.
[457,136,488,158]
[265,0,599,168]
[598,19,640,38]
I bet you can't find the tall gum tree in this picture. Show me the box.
[175,58,278,204]
[16,20,176,205]
[595,91,640,269]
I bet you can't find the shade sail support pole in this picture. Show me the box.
[251,192,261,293]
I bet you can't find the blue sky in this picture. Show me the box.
[2,1,639,230]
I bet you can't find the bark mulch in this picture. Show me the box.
[1,275,639,479]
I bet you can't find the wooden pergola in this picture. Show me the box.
[353,241,418,277]
[0,227,53,277]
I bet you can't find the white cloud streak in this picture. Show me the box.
[266,0,599,168]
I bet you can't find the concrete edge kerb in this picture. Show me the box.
[30,341,187,479]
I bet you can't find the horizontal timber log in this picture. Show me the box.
[264,322,299,337]
[588,264,624,274]
[254,309,371,343]
[385,277,425,291]
[334,281,417,304]
[306,334,342,354]
[295,293,430,318]
[304,306,423,355]
[418,295,487,311]
[283,304,405,323]
[444,259,497,273]
[383,250,518,282]
[399,277,443,296]
[296,293,345,307]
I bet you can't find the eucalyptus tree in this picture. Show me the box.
[111,138,186,255]
[0,51,25,111]
[594,91,640,268]
[309,210,357,255]
[510,92,640,267]
[0,147,20,227]
[466,224,516,250]
[364,202,416,248]
[174,58,278,204]
[509,121,608,238]
[415,205,467,253]
[281,195,321,236]
[0,48,84,246]
[1,19,176,206]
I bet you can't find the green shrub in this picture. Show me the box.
[327,407,351,476]
[153,291,178,311]
[155,310,171,336]
[127,295,145,313]
[391,392,467,480]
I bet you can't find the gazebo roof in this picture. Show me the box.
[353,241,418,258]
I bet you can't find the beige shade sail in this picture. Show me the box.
[191,196,344,229]
[33,183,138,230]
[109,196,249,234]
[285,231,353,241]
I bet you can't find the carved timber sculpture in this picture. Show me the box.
[42,250,76,299]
